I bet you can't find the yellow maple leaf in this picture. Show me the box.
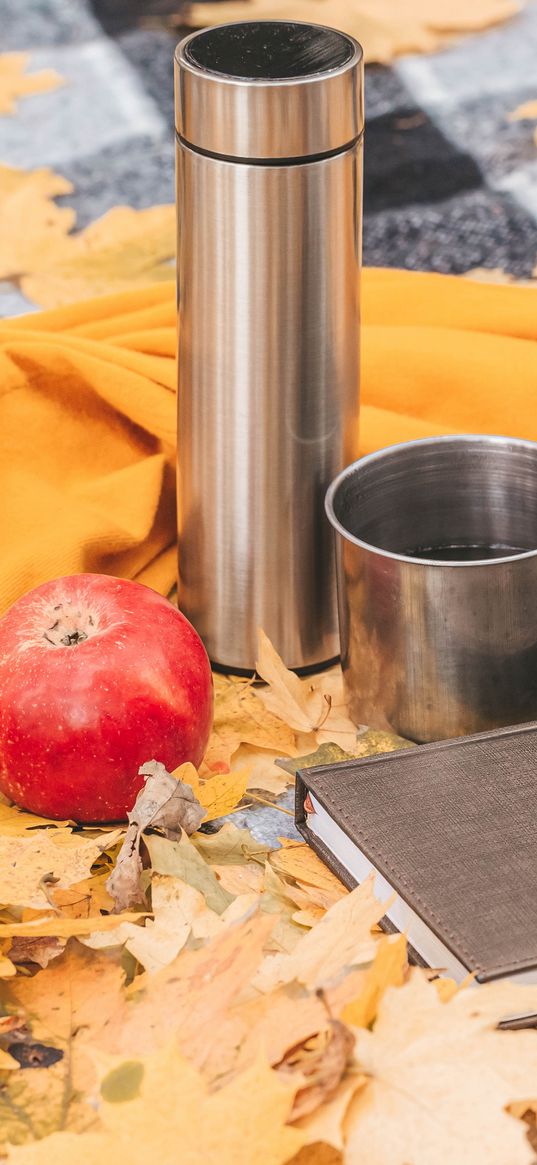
[0,53,64,115]
[0,829,122,910]
[81,872,253,973]
[6,1045,305,1165]
[256,629,327,732]
[1,943,126,1146]
[341,933,407,1028]
[345,971,537,1165]
[202,672,296,773]
[269,840,349,899]
[21,205,175,308]
[254,876,387,992]
[174,759,250,821]
[254,633,361,750]
[187,0,519,64]
[0,164,75,279]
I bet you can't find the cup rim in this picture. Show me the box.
[325,433,537,568]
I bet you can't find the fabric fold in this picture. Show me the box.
[1,269,536,615]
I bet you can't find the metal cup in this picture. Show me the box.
[325,435,537,742]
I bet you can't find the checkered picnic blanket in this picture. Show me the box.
[2,0,537,320]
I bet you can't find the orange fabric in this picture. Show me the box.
[0,268,536,613]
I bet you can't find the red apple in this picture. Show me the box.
[0,574,213,822]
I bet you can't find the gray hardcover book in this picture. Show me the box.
[295,722,537,984]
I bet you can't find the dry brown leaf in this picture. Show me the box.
[345,971,537,1165]
[106,760,204,912]
[6,935,66,970]
[341,933,408,1029]
[21,205,175,308]
[187,0,519,64]
[236,745,294,796]
[203,672,297,774]
[6,1045,305,1165]
[277,1020,355,1120]
[254,877,386,993]
[0,53,64,115]
[0,829,122,911]
[0,164,75,279]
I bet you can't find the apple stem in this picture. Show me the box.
[43,601,98,648]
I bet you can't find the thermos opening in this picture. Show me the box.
[184,21,356,81]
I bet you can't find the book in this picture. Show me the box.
[295,721,537,984]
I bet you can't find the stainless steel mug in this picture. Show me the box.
[175,20,363,672]
[325,435,537,742]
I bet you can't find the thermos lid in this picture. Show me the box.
[175,20,364,161]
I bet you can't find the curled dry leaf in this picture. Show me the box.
[7,935,66,970]
[106,760,205,912]
[0,53,64,115]
[276,1019,356,1121]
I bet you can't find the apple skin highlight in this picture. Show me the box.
[0,574,214,822]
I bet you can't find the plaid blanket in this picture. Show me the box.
[2,0,537,318]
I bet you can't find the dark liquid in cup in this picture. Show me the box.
[403,543,532,562]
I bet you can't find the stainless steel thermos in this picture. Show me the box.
[175,20,363,671]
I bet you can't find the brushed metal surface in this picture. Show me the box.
[177,138,362,671]
[175,21,364,160]
[326,436,537,742]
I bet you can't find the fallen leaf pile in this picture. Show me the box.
[0,632,535,1163]
[186,0,521,65]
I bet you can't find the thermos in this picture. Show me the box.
[175,20,363,672]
